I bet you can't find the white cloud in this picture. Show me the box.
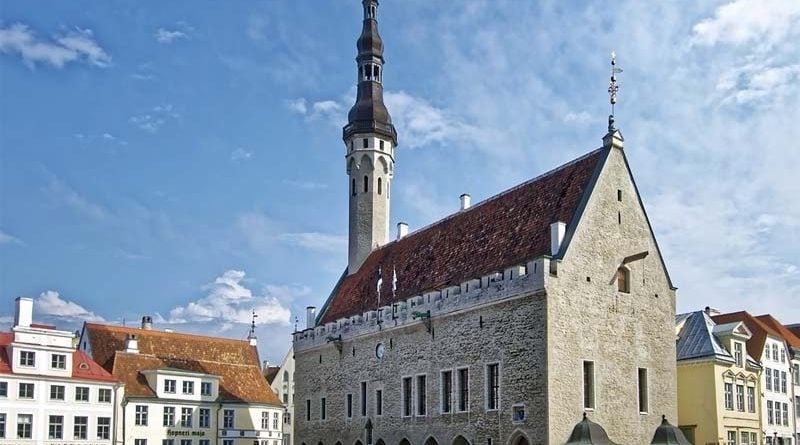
[0,230,23,245]
[167,270,297,326]
[230,147,253,162]
[35,290,105,322]
[279,232,347,253]
[286,98,307,114]
[155,28,187,44]
[42,175,109,221]
[0,23,110,68]
[129,104,180,133]
[691,0,800,47]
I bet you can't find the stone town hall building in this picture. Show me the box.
[293,2,678,444]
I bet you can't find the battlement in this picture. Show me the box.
[293,257,550,352]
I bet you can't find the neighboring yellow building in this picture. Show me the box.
[676,310,762,445]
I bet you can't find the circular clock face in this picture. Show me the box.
[375,343,385,359]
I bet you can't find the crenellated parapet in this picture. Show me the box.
[293,257,550,352]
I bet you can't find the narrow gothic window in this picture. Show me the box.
[352,178,356,196]
[377,178,382,195]
[617,267,630,293]
[363,138,368,148]
[379,140,384,150]
[363,176,368,193]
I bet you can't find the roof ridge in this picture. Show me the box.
[86,323,253,344]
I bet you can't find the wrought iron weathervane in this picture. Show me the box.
[608,51,623,132]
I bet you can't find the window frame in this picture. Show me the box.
[73,415,88,440]
[456,367,470,413]
[163,406,176,427]
[199,408,210,428]
[724,382,733,410]
[182,380,195,395]
[18,382,34,399]
[416,374,427,416]
[401,376,413,417]
[223,409,235,429]
[49,415,64,439]
[583,360,595,410]
[19,350,35,367]
[485,363,500,411]
[97,417,111,440]
[51,353,67,370]
[50,384,65,401]
[135,405,149,426]
[637,368,649,414]
[75,386,90,402]
[17,414,33,439]
[440,369,453,414]
[164,379,177,394]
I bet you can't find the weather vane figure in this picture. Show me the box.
[608,51,623,133]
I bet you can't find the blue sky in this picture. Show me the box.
[1,0,798,363]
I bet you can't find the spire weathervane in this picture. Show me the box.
[248,309,258,338]
[607,51,623,133]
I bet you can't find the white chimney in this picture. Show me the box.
[141,316,153,330]
[124,334,139,353]
[550,221,567,256]
[397,222,408,240]
[460,194,471,210]
[14,297,33,328]
[306,306,316,330]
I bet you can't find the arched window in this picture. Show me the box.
[364,176,369,193]
[352,178,356,196]
[617,267,630,293]
[283,370,289,382]
[377,177,382,195]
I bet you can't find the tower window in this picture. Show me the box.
[363,176,368,193]
[352,178,356,196]
[378,177,382,195]
[363,138,368,148]
[617,189,622,201]
[379,140,384,151]
[617,267,630,293]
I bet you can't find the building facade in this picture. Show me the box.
[0,297,122,445]
[292,2,678,444]
[79,319,284,445]
[675,310,762,445]
[756,316,800,445]
[713,312,797,445]
[266,348,294,445]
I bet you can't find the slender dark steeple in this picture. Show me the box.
[343,0,397,146]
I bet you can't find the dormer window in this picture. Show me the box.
[201,382,212,396]
[617,267,630,293]
[164,379,176,394]
[19,350,35,367]
[734,342,743,367]
[182,381,194,395]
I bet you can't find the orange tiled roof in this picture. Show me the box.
[755,314,800,349]
[712,311,783,359]
[84,323,280,405]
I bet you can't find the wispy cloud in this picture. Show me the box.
[129,104,180,133]
[690,0,800,47]
[230,147,253,162]
[42,175,109,222]
[0,23,110,68]
[35,290,105,322]
[0,230,24,246]
[155,29,187,44]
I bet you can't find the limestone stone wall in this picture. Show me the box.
[294,291,549,445]
[546,145,678,444]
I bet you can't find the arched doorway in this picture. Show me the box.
[452,436,470,445]
[424,438,439,445]
[513,437,529,445]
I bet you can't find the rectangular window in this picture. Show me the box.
[75,386,89,401]
[781,371,787,393]
[272,412,278,430]
[99,388,112,403]
[261,411,269,429]
[782,402,788,426]
[734,343,743,367]
[724,383,733,410]
[199,440,209,445]
[727,431,736,445]
[164,379,176,393]
[750,433,757,445]
[486,363,499,410]
[283,393,288,404]
[774,369,780,392]
[201,382,212,395]
[49,415,64,439]
[457,368,470,412]
[19,382,34,399]
[181,407,193,427]
[135,405,148,426]
[223,409,234,428]
[97,417,111,440]
[402,377,412,417]
[17,414,32,439]
[795,396,800,418]
[361,381,367,416]
[50,384,65,400]
[441,370,453,413]
[767,400,774,424]
[135,439,147,445]
[180,440,191,445]
[0,381,6,397]
[163,440,175,445]
[376,389,383,416]
[747,386,756,412]
[0,413,5,438]
[183,381,194,394]
[741,432,750,445]
[321,397,327,420]
[20,351,35,367]
[74,416,88,440]
[638,368,649,413]
[199,408,210,428]
[163,406,175,427]
[766,367,773,390]
[223,440,233,445]
[306,399,311,421]
[736,384,745,411]
[583,361,595,410]
[51,353,67,369]
[417,375,427,416]
[346,394,353,418]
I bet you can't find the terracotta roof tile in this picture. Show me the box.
[712,311,783,359]
[84,323,280,405]
[320,148,606,324]
[0,332,12,373]
[755,315,800,349]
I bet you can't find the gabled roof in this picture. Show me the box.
[319,147,608,324]
[787,324,800,340]
[676,311,734,362]
[712,311,784,360]
[264,365,281,385]
[83,323,280,405]
[755,314,800,350]
[0,332,12,373]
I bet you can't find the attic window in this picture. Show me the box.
[617,267,630,293]
[79,362,89,370]
[617,189,622,201]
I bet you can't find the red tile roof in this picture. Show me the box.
[712,311,784,359]
[319,148,607,324]
[0,332,12,374]
[83,323,281,405]
[755,315,800,349]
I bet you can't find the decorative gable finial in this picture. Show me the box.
[608,51,623,133]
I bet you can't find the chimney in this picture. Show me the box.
[14,297,33,328]
[396,222,408,240]
[460,194,471,210]
[306,306,316,330]
[141,316,153,330]
[263,360,269,370]
[124,334,139,353]
[704,306,721,316]
[550,221,567,256]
